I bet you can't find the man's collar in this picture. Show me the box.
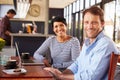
[85,31,104,46]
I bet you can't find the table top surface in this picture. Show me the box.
[0,56,54,79]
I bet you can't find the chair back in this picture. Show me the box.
[108,52,119,80]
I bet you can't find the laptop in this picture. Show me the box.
[15,42,44,66]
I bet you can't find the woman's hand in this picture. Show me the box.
[43,59,51,67]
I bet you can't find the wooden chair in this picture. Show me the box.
[108,52,119,80]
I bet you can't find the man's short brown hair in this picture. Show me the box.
[83,6,104,22]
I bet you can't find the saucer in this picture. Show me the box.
[2,68,27,75]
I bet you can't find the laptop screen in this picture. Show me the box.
[15,42,44,66]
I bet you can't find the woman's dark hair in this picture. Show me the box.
[51,16,67,27]
[7,9,16,15]
[83,6,104,22]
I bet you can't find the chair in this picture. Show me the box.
[108,52,119,80]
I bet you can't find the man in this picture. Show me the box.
[0,9,16,45]
[44,6,119,80]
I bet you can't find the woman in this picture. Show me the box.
[33,16,80,71]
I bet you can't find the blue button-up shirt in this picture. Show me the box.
[68,31,119,80]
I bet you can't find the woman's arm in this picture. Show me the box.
[33,37,53,62]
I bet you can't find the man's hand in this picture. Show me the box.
[44,67,62,79]
[5,30,11,36]
[44,67,74,80]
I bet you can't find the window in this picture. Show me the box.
[104,1,115,39]
[85,0,90,8]
[96,0,102,3]
[80,0,84,10]
[76,0,80,12]
[73,2,76,13]
[68,4,72,35]
[0,5,15,18]
[90,0,95,6]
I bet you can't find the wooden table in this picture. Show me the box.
[0,65,55,80]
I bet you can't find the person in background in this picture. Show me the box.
[44,6,120,80]
[34,16,80,71]
[0,9,16,46]
[32,21,37,33]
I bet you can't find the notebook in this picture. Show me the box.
[15,42,44,66]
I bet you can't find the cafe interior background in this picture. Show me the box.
[0,0,120,56]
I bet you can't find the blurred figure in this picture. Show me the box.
[32,25,37,33]
[0,9,16,46]
[34,16,80,71]
[32,21,37,33]
[24,23,37,34]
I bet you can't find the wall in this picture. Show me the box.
[24,0,49,34]
[0,0,13,5]
[48,8,64,34]
[25,0,48,21]
[10,20,44,34]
